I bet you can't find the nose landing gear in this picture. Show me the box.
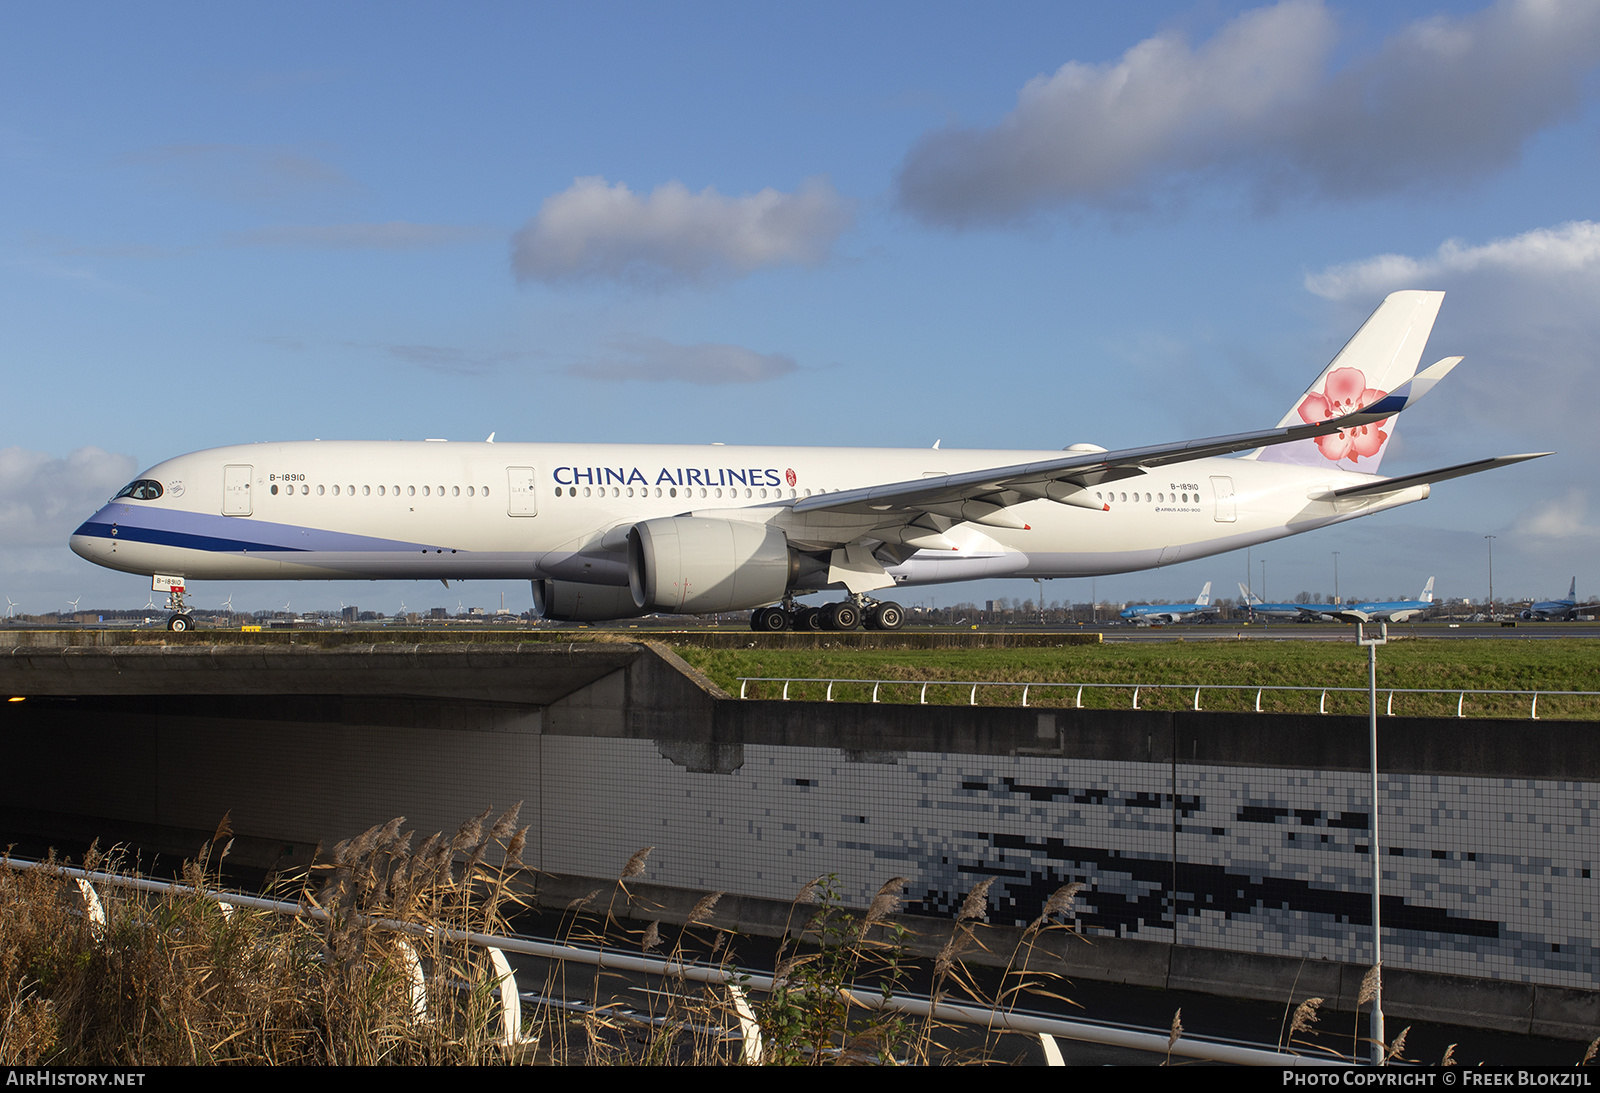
[157,577,194,632]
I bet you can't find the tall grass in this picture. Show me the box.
[0,814,1091,1066]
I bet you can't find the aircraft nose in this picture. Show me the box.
[69,506,113,561]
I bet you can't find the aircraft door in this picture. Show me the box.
[223,465,252,516]
[1210,476,1236,523]
[507,467,538,516]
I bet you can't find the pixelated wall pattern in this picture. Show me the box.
[541,739,1596,988]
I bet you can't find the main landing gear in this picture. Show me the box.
[750,596,905,632]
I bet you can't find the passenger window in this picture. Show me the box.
[271,484,279,496]
[467,486,475,497]
[452,486,460,497]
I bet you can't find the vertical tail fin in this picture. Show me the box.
[1196,581,1212,607]
[1568,577,1577,601]
[1251,290,1444,473]
[1420,576,1435,603]
[1238,581,1260,606]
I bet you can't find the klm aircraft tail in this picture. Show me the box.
[1237,582,1261,606]
[1195,581,1212,607]
[1250,290,1445,473]
[1419,576,1435,603]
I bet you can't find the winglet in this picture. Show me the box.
[1356,356,1460,418]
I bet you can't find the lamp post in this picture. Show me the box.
[1357,621,1389,1065]
[1485,535,1496,618]
[1333,551,1341,604]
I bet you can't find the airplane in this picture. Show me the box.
[68,290,1551,633]
[1324,576,1435,624]
[1520,577,1580,621]
[1119,582,1213,624]
[1236,583,1331,623]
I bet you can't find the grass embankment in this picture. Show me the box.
[671,638,1600,720]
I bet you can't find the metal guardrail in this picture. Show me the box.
[735,678,1600,719]
[6,857,1345,1066]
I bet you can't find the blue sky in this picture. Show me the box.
[4,1,1599,616]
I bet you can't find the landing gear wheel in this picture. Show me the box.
[751,607,789,632]
[167,614,193,632]
[868,601,905,631]
[794,607,823,631]
[824,602,861,631]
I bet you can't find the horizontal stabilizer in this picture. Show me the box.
[1328,452,1552,499]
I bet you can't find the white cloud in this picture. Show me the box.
[569,336,799,384]
[1305,221,1600,298]
[897,0,1600,227]
[0,446,138,547]
[512,176,853,283]
[228,222,489,249]
[1519,489,1592,540]
[1301,220,1600,463]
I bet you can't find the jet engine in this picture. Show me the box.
[628,517,795,614]
[531,579,648,622]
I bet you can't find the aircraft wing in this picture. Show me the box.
[792,360,1457,525]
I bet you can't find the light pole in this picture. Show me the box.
[1357,621,1389,1065]
[1485,535,1496,618]
[1261,560,1267,604]
[1333,552,1341,604]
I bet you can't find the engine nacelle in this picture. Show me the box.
[628,517,795,613]
[531,579,649,622]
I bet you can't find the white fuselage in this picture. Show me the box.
[70,440,1429,596]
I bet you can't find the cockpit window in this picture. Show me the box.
[113,480,164,501]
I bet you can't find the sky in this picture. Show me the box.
[3,0,1599,617]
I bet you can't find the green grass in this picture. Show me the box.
[670,638,1600,719]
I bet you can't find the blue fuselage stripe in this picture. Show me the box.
[74,521,307,553]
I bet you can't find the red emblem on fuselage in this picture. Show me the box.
[785,468,797,487]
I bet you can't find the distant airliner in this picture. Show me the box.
[1520,578,1580,621]
[1325,577,1436,624]
[70,291,1549,632]
[1120,582,1213,624]
[1237,584,1331,623]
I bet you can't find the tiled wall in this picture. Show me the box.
[541,739,1598,989]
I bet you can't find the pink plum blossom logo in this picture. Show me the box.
[1296,367,1390,464]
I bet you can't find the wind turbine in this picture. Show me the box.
[221,593,235,614]
[4,596,16,619]
[66,596,82,621]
